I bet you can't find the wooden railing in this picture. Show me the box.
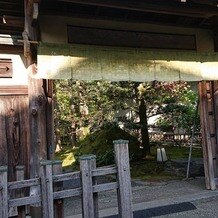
[149,132,201,144]
[0,140,133,218]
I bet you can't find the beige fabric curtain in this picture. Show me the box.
[36,42,218,81]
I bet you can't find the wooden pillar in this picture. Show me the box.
[24,0,48,171]
[213,81,218,146]
[24,0,48,215]
[212,24,218,185]
[211,23,218,188]
[211,81,218,179]
[113,140,133,218]
[80,155,96,218]
[198,81,216,190]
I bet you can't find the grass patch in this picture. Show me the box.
[129,144,203,181]
[164,145,203,160]
[54,146,76,171]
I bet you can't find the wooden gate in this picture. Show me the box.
[0,85,29,182]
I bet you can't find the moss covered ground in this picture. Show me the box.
[130,145,202,181]
[55,123,203,179]
[55,143,203,180]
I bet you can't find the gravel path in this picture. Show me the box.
[63,177,218,217]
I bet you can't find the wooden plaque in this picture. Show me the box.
[0,59,13,78]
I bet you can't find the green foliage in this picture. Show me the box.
[75,123,143,166]
[54,80,199,155]
[165,146,202,160]
[156,83,199,133]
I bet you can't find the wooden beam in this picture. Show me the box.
[0,86,28,95]
[0,26,23,35]
[0,44,23,54]
[41,7,207,29]
[0,10,24,17]
[191,0,217,6]
[27,0,34,16]
[1,16,24,28]
[32,3,39,26]
[0,2,24,16]
[0,0,23,4]
[68,26,196,50]
[26,0,40,26]
[57,0,218,18]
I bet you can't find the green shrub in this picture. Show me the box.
[75,123,143,166]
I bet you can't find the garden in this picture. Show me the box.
[54,80,203,181]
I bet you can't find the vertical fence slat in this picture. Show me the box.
[52,160,63,218]
[114,140,133,218]
[80,155,96,218]
[40,160,54,218]
[0,166,8,218]
[91,157,99,218]
[16,166,25,218]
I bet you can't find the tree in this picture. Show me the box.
[54,80,198,156]
[156,82,199,134]
[132,81,197,155]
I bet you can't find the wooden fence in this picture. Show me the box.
[149,132,201,145]
[0,140,133,218]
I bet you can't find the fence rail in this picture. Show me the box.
[149,132,201,144]
[0,140,133,218]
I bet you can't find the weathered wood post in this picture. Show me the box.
[0,166,8,218]
[113,140,133,218]
[80,155,96,218]
[24,1,48,217]
[91,156,99,218]
[40,160,54,218]
[52,160,63,218]
[198,81,216,190]
[16,166,25,218]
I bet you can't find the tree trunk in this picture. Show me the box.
[139,99,150,155]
